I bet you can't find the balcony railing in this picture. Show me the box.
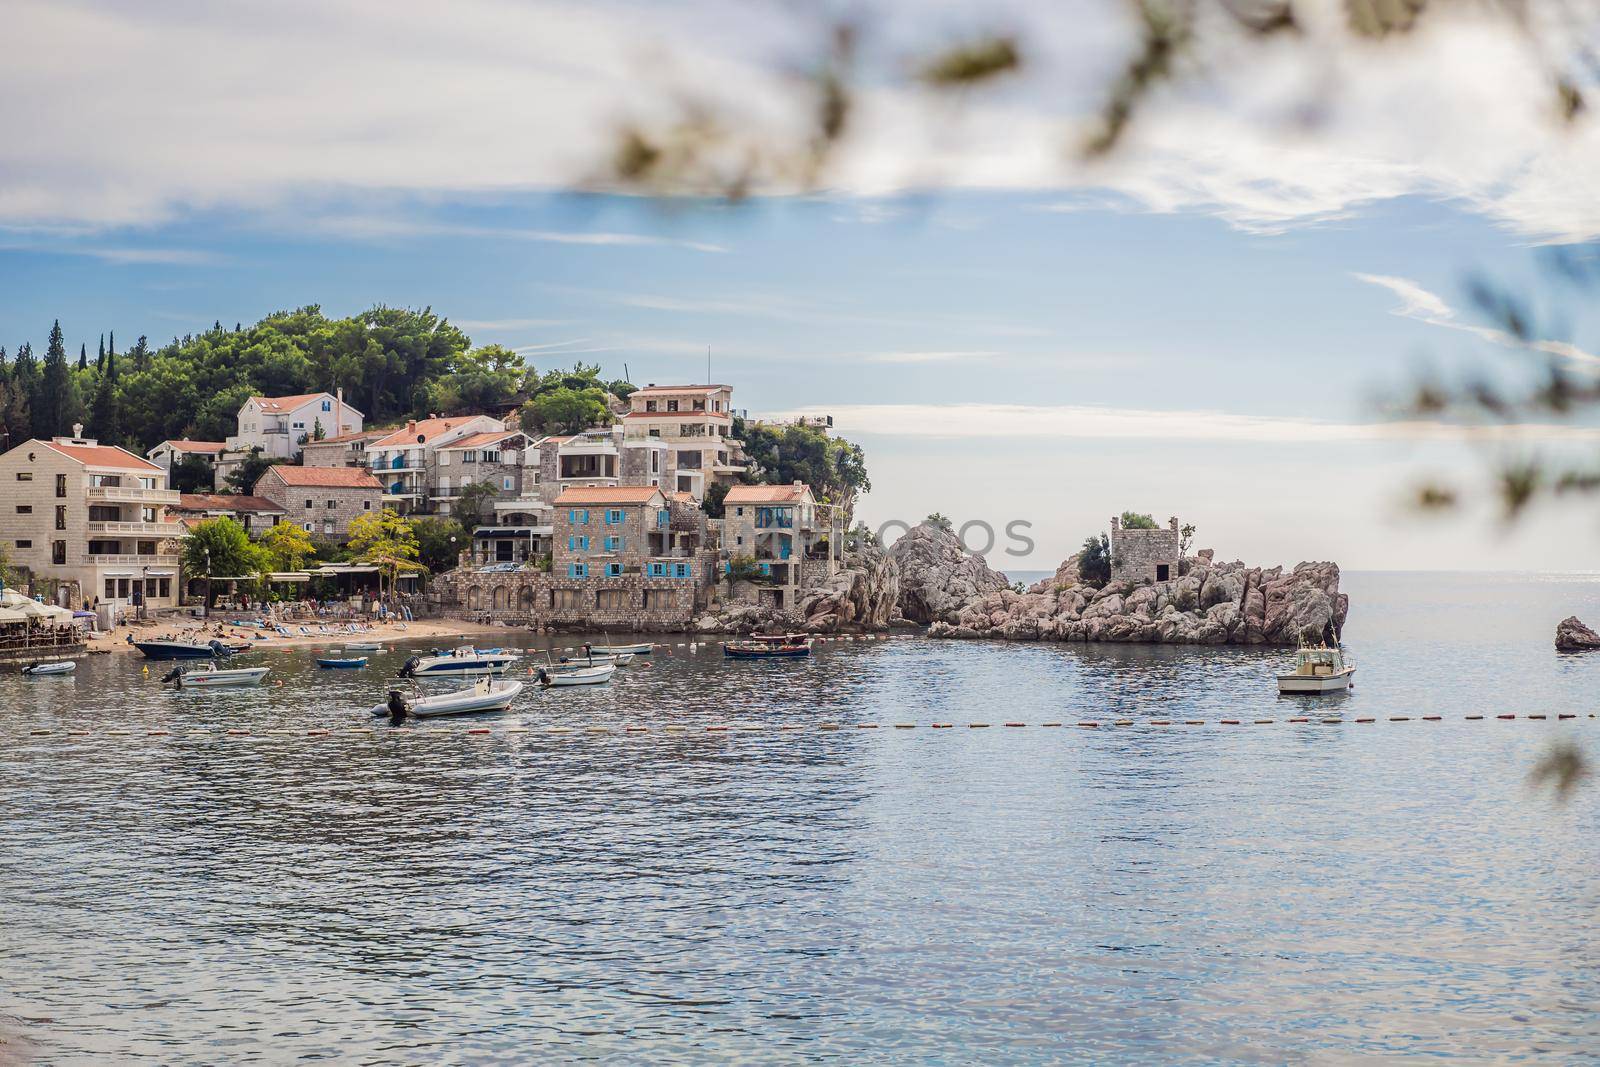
[87,520,187,537]
[87,486,180,505]
[85,553,180,566]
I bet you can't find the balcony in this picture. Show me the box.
[87,520,187,537]
[86,553,181,566]
[87,486,180,505]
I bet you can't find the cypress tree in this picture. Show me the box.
[78,342,88,371]
[10,342,36,443]
[37,320,80,437]
[97,334,105,371]
[90,346,120,446]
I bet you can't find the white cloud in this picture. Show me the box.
[866,350,1000,364]
[3,1,1600,240]
[305,216,727,253]
[781,402,1600,444]
[1352,272,1600,368]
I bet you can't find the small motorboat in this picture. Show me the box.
[162,664,271,688]
[370,678,524,718]
[587,641,653,656]
[342,640,384,651]
[555,645,633,667]
[318,656,368,669]
[1277,645,1356,694]
[535,664,615,687]
[132,637,232,660]
[398,646,519,678]
[723,639,812,659]
[21,660,77,676]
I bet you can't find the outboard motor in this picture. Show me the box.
[536,668,550,686]
[386,689,409,725]
[208,639,232,659]
[160,666,183,685]
[399,656,421,678]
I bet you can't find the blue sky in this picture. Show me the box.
[4,0,1600,571]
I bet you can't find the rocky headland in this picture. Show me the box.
[692,537,901,635]
[888,521,1012,624]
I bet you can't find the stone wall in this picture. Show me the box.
[1109,515,1181,583]
[435,567,707,630]
[255,481,381,543]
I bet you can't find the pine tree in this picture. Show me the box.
[90,346,120,446]
[36,320,83,438]
[78,343,87,371]
[9,342,36,443]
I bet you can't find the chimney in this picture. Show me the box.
[406,420,416,432]
[71,423,83,439]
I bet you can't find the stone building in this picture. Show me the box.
[1109,515,1183,583]
[299,428,386,470]
[252,465,384,543]
[0,428,184,612]
[620,384,747,501]
[721,482,840,610]
[171,493,286,538]
[364,415,505,515]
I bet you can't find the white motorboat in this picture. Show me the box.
[1276,646,1355,694]
[587,642,653,656]
[554,648,634,667]
[163,664,271,688]
[370,678,524,718]
[343,640,384,651]
[21,660,77,676]
[398,646,519,678]
[536,664,615,687]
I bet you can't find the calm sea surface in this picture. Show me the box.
[3,571,1599,1063]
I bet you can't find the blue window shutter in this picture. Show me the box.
[566,563,574,577]
[581,509,589,524]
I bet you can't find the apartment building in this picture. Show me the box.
[533,427,670,502]
[0,428,184,611]
[365,415,504,515]
[432,429,537,517]
[620,384,746,501]
[226,391,365,461]
[299,428,386,470]
[252,465,383,542]
[721,482,839,609]
[147,439,226,472]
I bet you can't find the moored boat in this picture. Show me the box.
[536,664,615,686]
[162,664,271,688]
[370,678,524,718]
[318,656,368,669]
[398,646,519,678]
[587,641,653,656]
[132,637,232,660]
[342,640,384,651]
[21,660,77,676]
[723,640,811,659]
[1276,646,1356,694]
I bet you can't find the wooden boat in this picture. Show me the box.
[318,656,368,669]
[535,664,615,687]
[555,646,634,667]
[370,678,524,718]
[587,641,653,656]
[1277,646,1356,694]
[342,640,384,651]
[398,646,519,678]
[162,664,271,688]
[21,660,77,676]
[723,640,812,659]
[132,637,231,660]
[747,633,812,645]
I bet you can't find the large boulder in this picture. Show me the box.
[795,538,900,632]
[889,522,1011,625]
[1556,616,1600,651]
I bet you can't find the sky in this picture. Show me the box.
[4,0,1600,572]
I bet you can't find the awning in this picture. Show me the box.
[267,571,312,582]
[0,607,29,623]
[314,564,380,575]
[472,526,545,538]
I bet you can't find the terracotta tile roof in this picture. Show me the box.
[440,430,521,451]
[175,493,285,513]
[725,484,811,504]
[259,465,383,490]
[553,485,664,506]
[631,384,731,396]
[249,392,366,418]
[370,416,490,448]
[41,440,163,472]
[155,439,226,453]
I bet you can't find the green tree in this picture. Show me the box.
[9,343,37,443]
[347,507,422,598]
[1119,511,1158,530]
[1078,532,1111,587]
[88,346,120,446]
[734,418,871,517]
[258,522,315,572]
[168,453,214,493]
[451,480,499,532]
[702,481,731,518]
[77,343,87,371]
[182,518,264,608]
[425,343,526,414]
[413,516,469,573]
[519,385,613,435]
[926,512,953,531]
[34,321,83,438]
[225,449,281,494]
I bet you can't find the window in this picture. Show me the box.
[303,522,313,532]
[51,541,66,565]
[647,562,666,578]
[55,474,67,498]
[484,450,500,464]
[142,506,157,523]
[15,505,30,514]
[605,509,624,525]
[15,472,31,481]
[567,535,589,552]
[305,499,314,509]
[604,536,623,552]
[651,452,659,473]
[568,509,589,525]
[363,501,372,510]
[15,540,30,549]
[736,536,744,546]
[137,541,156,555]
[597,588,627,610]
[693,399,705,411]
[667,399,679,412]
[321,399,331,411]
[644,589,673,610]
[657,508,669,527]
[553,588,584,610]
[672,563,692,579]
[104,578,116,599]
[462,450,476,463]
[502,476,513,490]
[54,506,66,530]
[326,499,337,509]
[568,562,589,578]
[158,578,171,599]
[605,562,623,577]
[645,399,658,412]
[735,506,744,516]
[323,521,334,535]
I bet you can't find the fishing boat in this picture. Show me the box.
[343,640,384,651]
[131,637,232,660]
[1276,645,1356,694]
[553,645,633,667]
[723,637,812,659]
[318,656,368,669]
[587,641,653,656]
[535,664,615,687]
[398,646,519,678]
[369,678,524,718]
[21,660,77,676]
[161,664,271,688]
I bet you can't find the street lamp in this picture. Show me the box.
[202,546,211,619]
[138,564,147,622]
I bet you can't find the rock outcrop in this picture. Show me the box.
[1556,615,1600,651]
[930,557,1348,646]
[888,522,1012,624]
[692,539,901,634]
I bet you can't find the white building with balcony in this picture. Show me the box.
[225,391,365,462]
[366,415,505,515]
[0,427,185,611]
[620,384,747,500]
